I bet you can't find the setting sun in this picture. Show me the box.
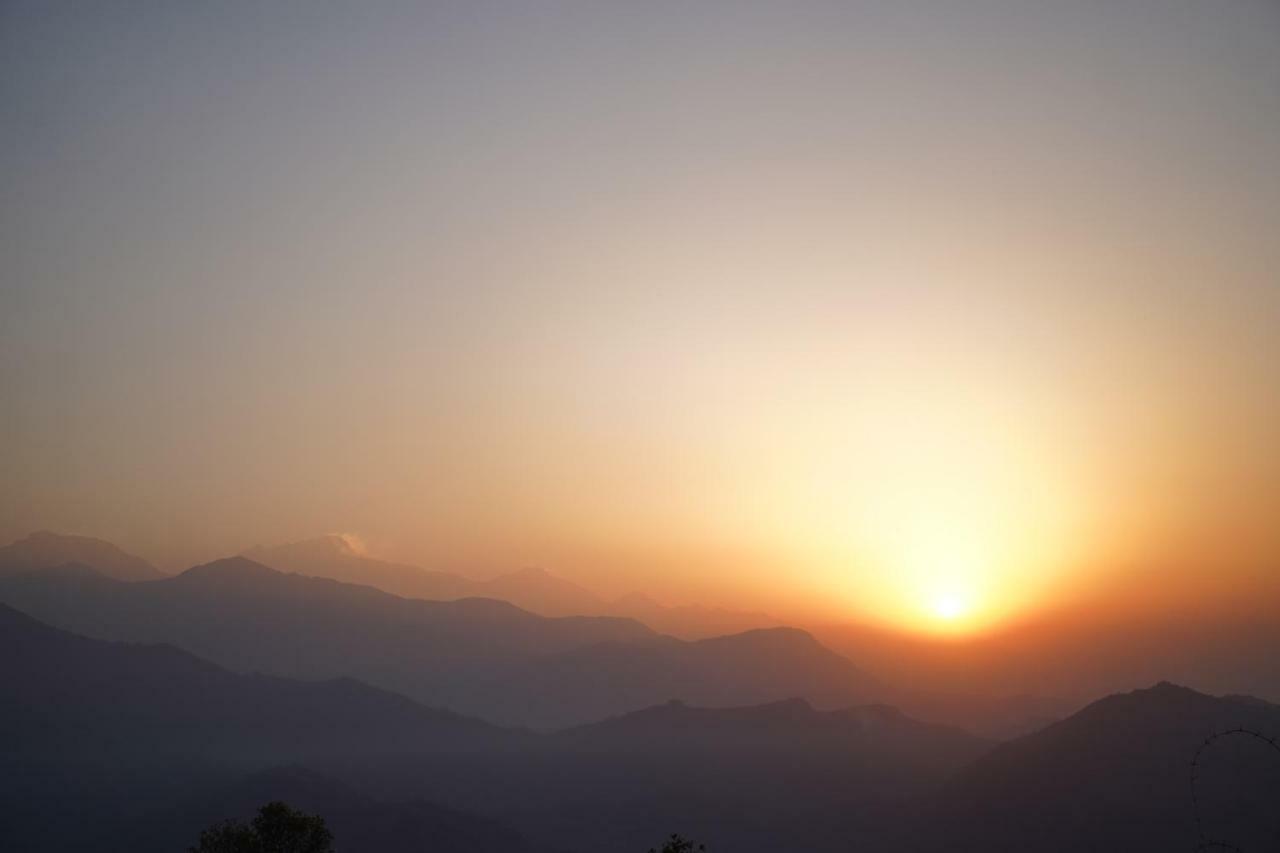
[931,595,970,622]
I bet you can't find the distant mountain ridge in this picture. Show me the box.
[0,556,654,699]
[607,590,784,639]
[243,535,481,602]
[0,602,982,853]
[244,535,780,638]
[0,533,1071,737]
[242,536,607,616]
[0,530,793,640]
[0,605,558,852]
[0,530,164,582]
[7,594,1277,853]
[0,557,885,729]
[0,600,518,763]
[456,624,888,728]
[559,695,990,764]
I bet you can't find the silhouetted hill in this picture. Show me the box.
[0,531,163,581]
[30,595,1259,852]
[244,535,480,601]
[0,601,997,853]
[0,601,518,765]
[245,536,781,636]
[244,537,605,617]
[0,606,559,852]
[349,696,990,853]
[559,696,989,770]
[481,565,605,617]
[0,558,656,719]
[607,591,782,639]
[452,626,888,728]
[0,560,891,729]
[919,682,1280,851]
[107,766,559,853]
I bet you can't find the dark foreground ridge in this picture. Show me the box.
[5,601,1280,852]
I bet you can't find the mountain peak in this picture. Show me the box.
[247,534,361,559]
[699,625,822,651]
[1121,681,1208,705]
[177,556,281,583]
[315,534,362,555]
[1148,680,1194,694]
[0,530,163,582]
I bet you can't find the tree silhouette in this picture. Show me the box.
[648,833,707,853]
[189,801,333,853]
[1191,726,1280,852]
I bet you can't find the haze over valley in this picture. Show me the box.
[3,529,1279,850]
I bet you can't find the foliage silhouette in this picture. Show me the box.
[189,820,259,853]
[189,801,334,853]
[1190,726,1280,852]
[649,833,707,853]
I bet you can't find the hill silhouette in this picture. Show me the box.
[464,626,887,728]
[0,605,581,851]
[0,531,164,582]
[115,767,560,853]
[246,535,777,637]
[560,695,987,760]
[0,558,888,728]
[0,601,519,765]
[244,535,481,600]
[919,682,1280,851]
[7,598,1276,852]
[244,537,603,616]
[1,602,982,852]
[607,590,782,640]
[337,694,990,853]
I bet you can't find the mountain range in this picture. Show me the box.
[5,598,1277,852]
[0,602,546,852]
[0,530,165,582]
[0,603,976,852]
[0,601,516,764]
[0,531,1090,736]
[0,555,885,729]
[245,534,780,638]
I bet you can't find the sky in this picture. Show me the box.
[3,0,1279,633]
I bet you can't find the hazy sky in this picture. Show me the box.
[3,1,1278,631]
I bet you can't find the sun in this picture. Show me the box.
[930,594,970,622]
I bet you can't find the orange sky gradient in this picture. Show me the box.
[3,1,1278,637]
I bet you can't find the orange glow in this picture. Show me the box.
[930,594,971,623]
[3,0,1278,645]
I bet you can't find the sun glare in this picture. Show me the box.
[931,595,969,622]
